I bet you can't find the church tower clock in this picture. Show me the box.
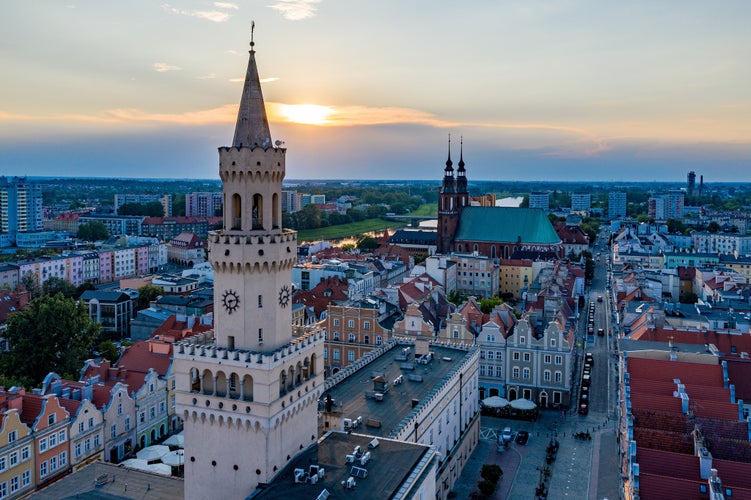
[173,27,325,500]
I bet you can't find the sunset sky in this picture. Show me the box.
[2,1,750,182]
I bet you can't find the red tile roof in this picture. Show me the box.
[627,357,725,387]
[636,448,700,480]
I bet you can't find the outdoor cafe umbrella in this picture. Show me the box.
[161,449,185,467]
[164,431,184,448]
[136,445,170,463]
[482,396,509,408]
[509,398,536,410]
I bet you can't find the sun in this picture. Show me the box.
[277,104,333,125]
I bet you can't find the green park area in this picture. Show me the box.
[297,218,407,243]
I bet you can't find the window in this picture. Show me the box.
[117,402,123,415]
[0,481,6,498]
[150,406,156,419]
[363,321,370,330]
[58,429,66,443]
[348,351,355,362]
[453,329,459,339]
[39,437,48,452]
[0,457,5,472]
[49,432,58,448]
[9,452,17,468]
[333,349,340,361]
[348,333,355,343]
[523,353,530,362]
[94,434,100,447]
[544,370,551,382]
[111,424,117,439]
[7,431,16,444]
[22,470,30,487]
[50,455,58,472]
[520,337,525,344]
[348,319,355,328]
[487,334,495,342]
[125,417,131,431]
[555,355,563,365]
[9,476,18,493]
[323,350,328,360]
[496,351,503,360]
[258,328,263,343]
[512,367,520,378]
[47,414,56,425]
[257,294,263,308]
[544,354,551,364]
[75,442,82,457]
[523,368,530,380]
[479,365,486,376]
[376,336,383,345]
[78,422,85,433]
[333,318,340,327]
[84,439,91,452]
[159,401,166,414]
[21,447,29,462]
[139,412,146,424]
[60,451,67,467]
[555,371,562,383]
[363,335,370,344]
[88,417,94,428]
[496,366,504,378]
[513,352,520,361]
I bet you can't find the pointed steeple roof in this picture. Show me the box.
[444,134,454,172]
[232,24,272,149]
[457,136,465,172]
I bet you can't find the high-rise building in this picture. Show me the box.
[185,192,222,217]
[281,190,302,213]
[648,192,684,220]
[571,192,591,212]
[608,191,627,219]
[529,191,550,212]
[114,193,172,216]
[173,33,324,499]
[687,171,696,197]
[0,176,43,245]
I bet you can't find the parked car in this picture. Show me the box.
[501,427,513,443]
[597,328,605,336]
[515,430,529,445]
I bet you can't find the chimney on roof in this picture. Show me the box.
[697,446,713,480]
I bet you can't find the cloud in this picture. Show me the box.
[260,77,279,83]
[162,3,232,23]
[213,2,238,9]
[153,62,182,73]
[268,0,321,21]
[196,74,217,80]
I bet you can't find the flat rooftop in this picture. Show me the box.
[30,461,183,500]
[254,431,432,500]
[325,344,472,438]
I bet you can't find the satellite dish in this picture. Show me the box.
[275,139,284,147]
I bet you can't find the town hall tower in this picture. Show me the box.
[173,30,325,500]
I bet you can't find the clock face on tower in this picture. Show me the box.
[278,285,291,308]
[222,289,240,314]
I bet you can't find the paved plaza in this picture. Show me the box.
[453,410,620,499]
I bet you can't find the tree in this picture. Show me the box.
[136,285,164,310]
[0,293,100,387]
[75,281,97,298]
[20,272,41,299]
[78,221,109,241]
[479,296,503,314]
[356,235,379,251]
[707,221,721,233]
[42,276,77,298]
[447,289,467,306]
[117,201,164,216]
[98,340,120,363]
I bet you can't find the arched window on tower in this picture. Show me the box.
[272,193,279,229]
[231,193,242,230]
[473,244,479,254]
[252,194,263,230]
[491,246,497,259]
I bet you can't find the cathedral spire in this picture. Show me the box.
[445,134,454,172]
[457,136,465,172]
[232,22,272,149]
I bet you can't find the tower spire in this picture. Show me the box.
[232,22,272,149]
[445,134,453,171]
[458,136,465,171]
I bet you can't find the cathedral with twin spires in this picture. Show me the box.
[172,31,325,500]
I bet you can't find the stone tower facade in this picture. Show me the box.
[173,33,325,500]
[436,137,468,254]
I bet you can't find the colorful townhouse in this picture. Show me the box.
[0,408,34,499]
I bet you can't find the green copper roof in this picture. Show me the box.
[455,207,561,244]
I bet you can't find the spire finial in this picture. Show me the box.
[445,134,453,169]
[250,20,256,50]
[458,136,465,170]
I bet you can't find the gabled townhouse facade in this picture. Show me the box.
[0,408,34,499]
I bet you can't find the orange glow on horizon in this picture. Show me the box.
[276,104,333,125]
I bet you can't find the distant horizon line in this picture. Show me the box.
[12,175,749,186]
